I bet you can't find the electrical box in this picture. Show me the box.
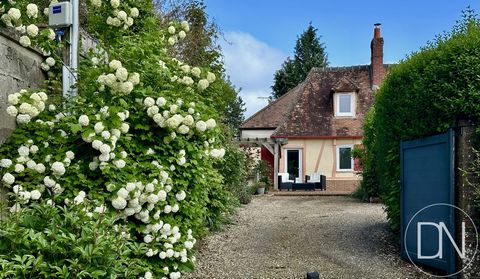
[48,2,72,28]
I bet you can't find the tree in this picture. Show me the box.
[271,24,328,99]
[223,95,246,134]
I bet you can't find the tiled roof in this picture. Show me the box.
[240,65,389,138]
[240,81,305,129]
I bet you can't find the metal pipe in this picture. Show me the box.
[70,0,79,97]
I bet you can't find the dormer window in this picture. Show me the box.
[334,92,355,117]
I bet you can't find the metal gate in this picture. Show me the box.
[400,129,456,275]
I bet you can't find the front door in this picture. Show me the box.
[285,149,302,182]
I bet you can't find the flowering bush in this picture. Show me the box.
[0,0,234,278]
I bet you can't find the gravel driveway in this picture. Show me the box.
[186,196,430,279]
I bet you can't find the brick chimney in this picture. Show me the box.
[370,23,384,88]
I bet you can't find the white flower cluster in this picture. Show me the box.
[6,90,48,124]
[105,2,139,29]
[209,148,226,159]
[96,60,140,94]
[1,7,21,28]
[81,107,130,169]
[167,20,190,46]
[41,57,56,72]
[173,61,216,92]
[110,174,184,225]
[143,97,218,142]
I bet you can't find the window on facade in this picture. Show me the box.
[337,145,353,171]
[335,92,355,117]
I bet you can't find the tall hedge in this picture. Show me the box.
[361,13,480,232]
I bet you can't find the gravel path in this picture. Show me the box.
[186,196,430,279]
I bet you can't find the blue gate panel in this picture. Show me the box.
[400,130,455,275]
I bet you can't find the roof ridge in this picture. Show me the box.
[312,65,370,73]
[241,81,305,127]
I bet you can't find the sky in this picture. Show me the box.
[203,0,480,118]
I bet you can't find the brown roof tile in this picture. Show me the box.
[240,82,305,129]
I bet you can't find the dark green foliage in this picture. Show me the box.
[223,95,246,136]
[361,11,480,232]
[271,24,328,99]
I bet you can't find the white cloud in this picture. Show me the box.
[220,31,286,117]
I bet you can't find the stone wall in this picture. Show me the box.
[0,27,46,144]
[455,120,480,278]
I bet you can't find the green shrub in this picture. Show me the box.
[0,0,238,277]
[361,11,480,232]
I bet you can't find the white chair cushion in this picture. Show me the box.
[278,172,294,183]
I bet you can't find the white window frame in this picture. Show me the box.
[335,92,355,117]
[336,144,354,172]
[283,148,303,182]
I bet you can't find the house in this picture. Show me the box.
[240,24,388,192]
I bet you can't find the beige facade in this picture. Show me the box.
[279,138,362,192]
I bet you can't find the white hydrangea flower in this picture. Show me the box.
[94,122,104,133]
[109,59,122,70]
[78,115,89,126]
[92,140,103,150]
[8,8,21,21]
[46,57,55,67]
[144,97,155,107]
[35,163,46,173]
[98,153,110,162]
[26,24,39,37]
[2,173,15,185]
[94,205,107,213]
[168,36,176,45]
[118,81,133,94]
[206,118,217,129]
[117,187,129,199]
[19,36,31,47]
[101,130,111,140]
[52,161,66,176]
[14,164,24,173]
[47,29,55,40]
[110,0,120,8]
[181,20,190,32]
[6,106,18,117]
[116,67,128,81]
[210,148,226,159]
[113,159,126,169]
[13,185,23,194]
[117,10,127,20]
[172,204,179,213]
[65,151,75,160]
[178,30,186,39]
[191,67,201,77]
[177,125,189,134]
[128,72,140,85]
[91,0,102,8]
[197,79,209,91]
[43,176,56,188]
[130,7,139,18]
[207,72,216,83]
[195,121,207,132]
[0,159,12,168]
[26,160,36,169]
[168,26,176,34]
[30,190,41,200]
[112,196,127,210]
[26,3,38,18]
[120,123,130,133]
[147,106,159,117]
[175,191,186,201]
[185,240,194,249]
[49,104,56,111]
[18,146,30,157]
[7,93,20,105]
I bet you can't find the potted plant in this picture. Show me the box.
[255,161,273,194]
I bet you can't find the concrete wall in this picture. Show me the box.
[0,27,46,144]
[280,138,362,192]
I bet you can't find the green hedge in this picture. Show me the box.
[361,13,480,232]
